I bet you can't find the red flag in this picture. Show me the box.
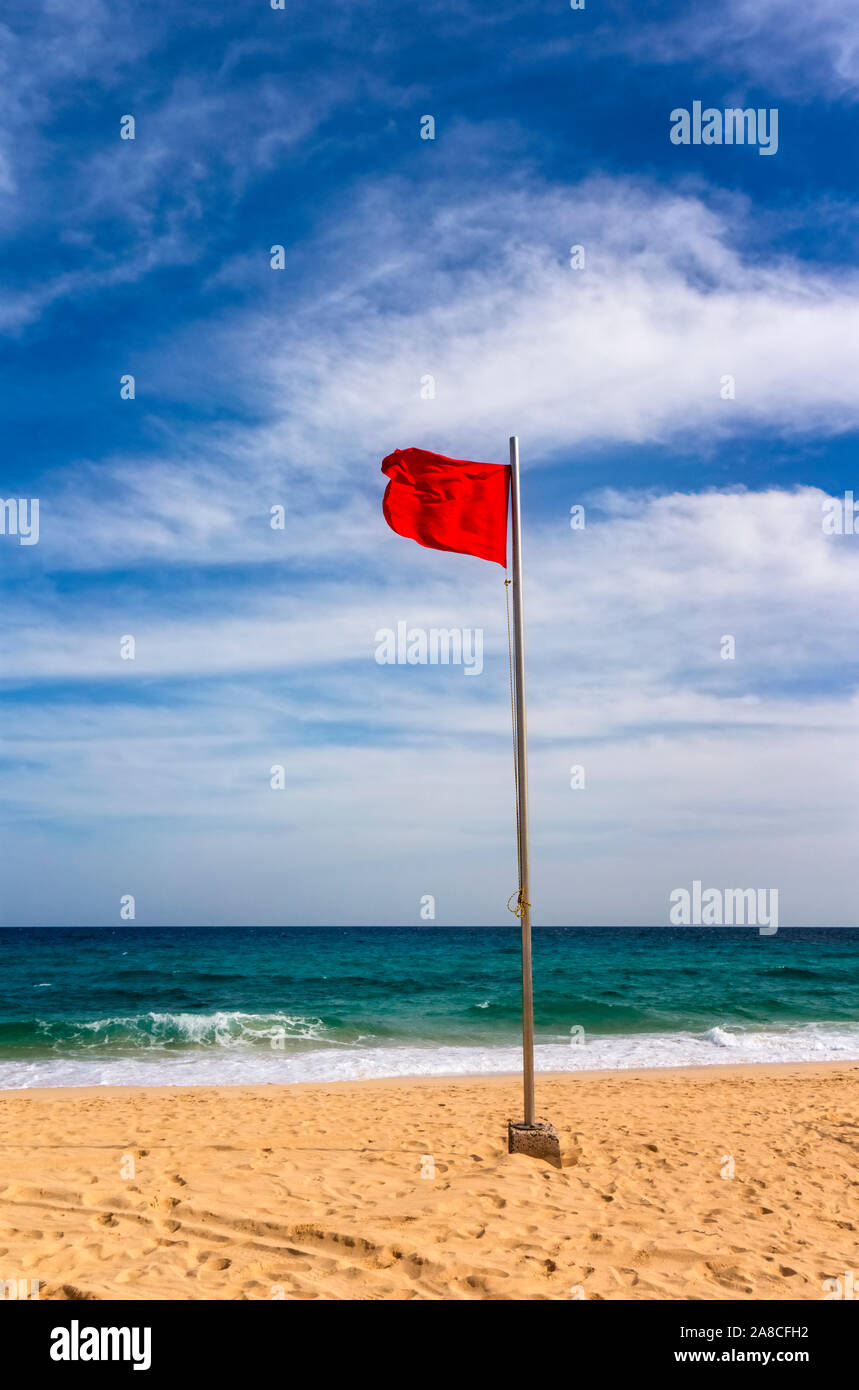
[381,447,510,567]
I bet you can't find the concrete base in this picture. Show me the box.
[507,1119,561,1167]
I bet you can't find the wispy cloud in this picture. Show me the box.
[602,0,859,101]
[9,170,859,584]
[4,485,859,924]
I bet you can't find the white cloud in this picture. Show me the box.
[263,174,859,463]
[4,485,859,925]
[612,0,859,100]
[9,172,859,579]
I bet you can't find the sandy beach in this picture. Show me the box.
[0,1062,856,1301]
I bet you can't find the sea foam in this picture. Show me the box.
[2,1021,858,1090]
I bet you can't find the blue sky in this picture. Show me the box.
[2,0,859,927]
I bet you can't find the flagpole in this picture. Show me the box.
[507,437,560,1164]
[509,435,535,1126]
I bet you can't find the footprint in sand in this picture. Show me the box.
[150,1195,181,1213]
[43,1283,97,1301]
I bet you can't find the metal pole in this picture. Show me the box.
[509,435,535,1127]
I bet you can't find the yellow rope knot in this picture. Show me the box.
[507,890,531,919]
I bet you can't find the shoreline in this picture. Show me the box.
[2,1053,859,1098]
[3,1053,859,1099]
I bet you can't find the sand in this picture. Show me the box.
[0,1062,856,1300]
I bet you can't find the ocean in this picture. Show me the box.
[0,926,857,1089]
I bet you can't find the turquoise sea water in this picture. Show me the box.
[0,926,857,1087]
